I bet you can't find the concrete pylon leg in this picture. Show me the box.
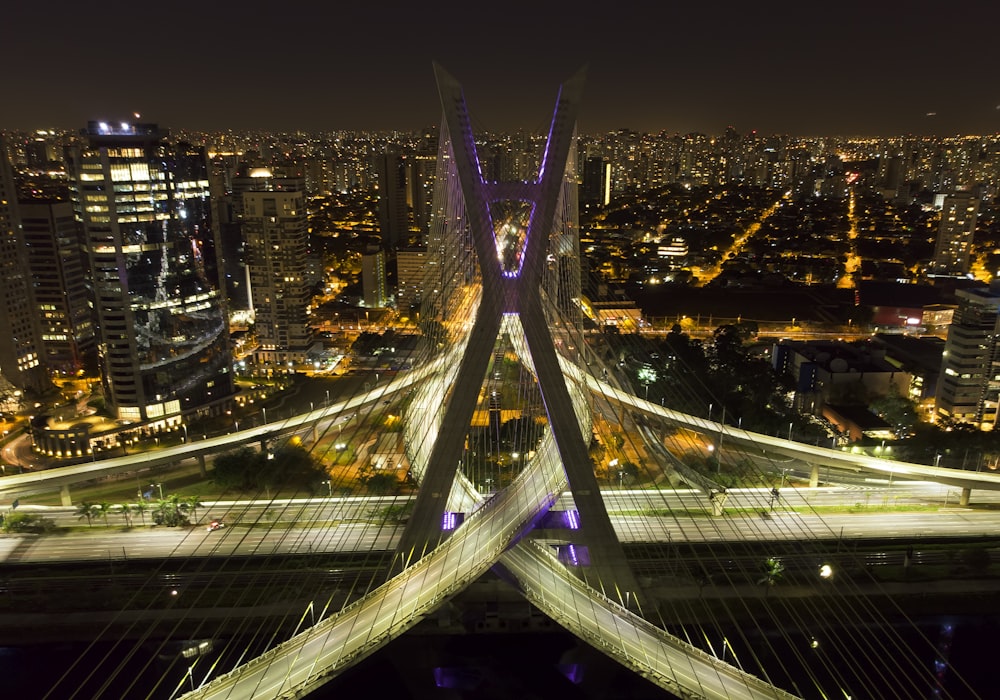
[810,464,819,488]
[197,454,207,478]
[60,483,72,506]
[960,487,971,506]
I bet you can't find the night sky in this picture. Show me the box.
[5,1,1000,136]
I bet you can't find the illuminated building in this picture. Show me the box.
[931,192,979,276]
[361,244,387,308]
[241,172,314,364]
[68,122,233,424]
[17,199,96,374]
[0,143,47,392]
[935,284,1000,429]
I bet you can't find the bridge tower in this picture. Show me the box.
[394,64,639,597]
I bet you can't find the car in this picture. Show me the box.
[206,520,225,531]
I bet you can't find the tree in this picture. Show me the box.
[212,444,326,494]
[869,392,919,437]
[181,495,204,522]
[758,557,785,593]
[76,501,98,527]
[96,501,113,527]
[114,504,132,528]
[152,495,190,527]
[2,512,56,534]
[131,501,150,527]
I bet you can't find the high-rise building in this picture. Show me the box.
[68,122,233,424]
[375,149,410,249]
[17,199,96,375]
[581,155,610,208]
[931,192,980,276]
[395,246,427,317]
[935,285,1000,428]
[361,244,387,309]
[242,175,314,363]
[0,143,47,393]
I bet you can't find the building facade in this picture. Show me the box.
[935,285,1000,428]
[17,199,96,375]
[68,122,233,424]
[242,180,314,363]
[361,245,387,309]
[931,192,979,276]
[0,143,46,393]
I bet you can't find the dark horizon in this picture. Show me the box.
[5,2,1000,137]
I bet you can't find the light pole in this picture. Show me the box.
[151,483,163,499]
[708,402,713,422]
[935,453,942,468]
[262,407,268,424]
[787,422,793,441]
[182,424,188,443]
[325,389,330,408]
[322,479,332,496]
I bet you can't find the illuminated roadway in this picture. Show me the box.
[7,359,1000,699]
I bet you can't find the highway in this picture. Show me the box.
[5,495,1000,566]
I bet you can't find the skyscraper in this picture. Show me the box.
[931,192,980,276]
[241,172,314,363]
[0,143,47,394]
[935,284,1000,428]
[68,122,233,424]
[361,244,387,309]
[17,199,96,375]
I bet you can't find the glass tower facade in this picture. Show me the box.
[69,122,233,424]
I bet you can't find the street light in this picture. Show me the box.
[151,483,163,499]
[262,407,268,424]
[322,479,332,496]
[787,422,793,441]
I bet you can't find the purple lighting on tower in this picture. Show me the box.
[441,512,464,530]
[566,509,580,530]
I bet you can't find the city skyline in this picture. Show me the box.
[5,2,1000,137]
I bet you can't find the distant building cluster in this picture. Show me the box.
[3,121,1000,440]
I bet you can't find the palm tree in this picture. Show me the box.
[131,501,149,527]
[758,557,785,596]
[114,504,132,528]
[75,502,97,527]
[181,495,204,523]
[96,501,113,527]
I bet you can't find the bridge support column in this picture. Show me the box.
[810,464,819,488]
[960,487,971,507]
[60,483,72,506]
[197,454,207,478]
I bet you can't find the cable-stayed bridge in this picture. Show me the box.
[10,65,990,700]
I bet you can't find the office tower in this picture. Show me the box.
[68,121,233,424]
[931,192,979,276]
[935,285,1000,428]
[242,177,314,363]
[17,199,96,375]
[0,144,47,393]
[361,244,387,309]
